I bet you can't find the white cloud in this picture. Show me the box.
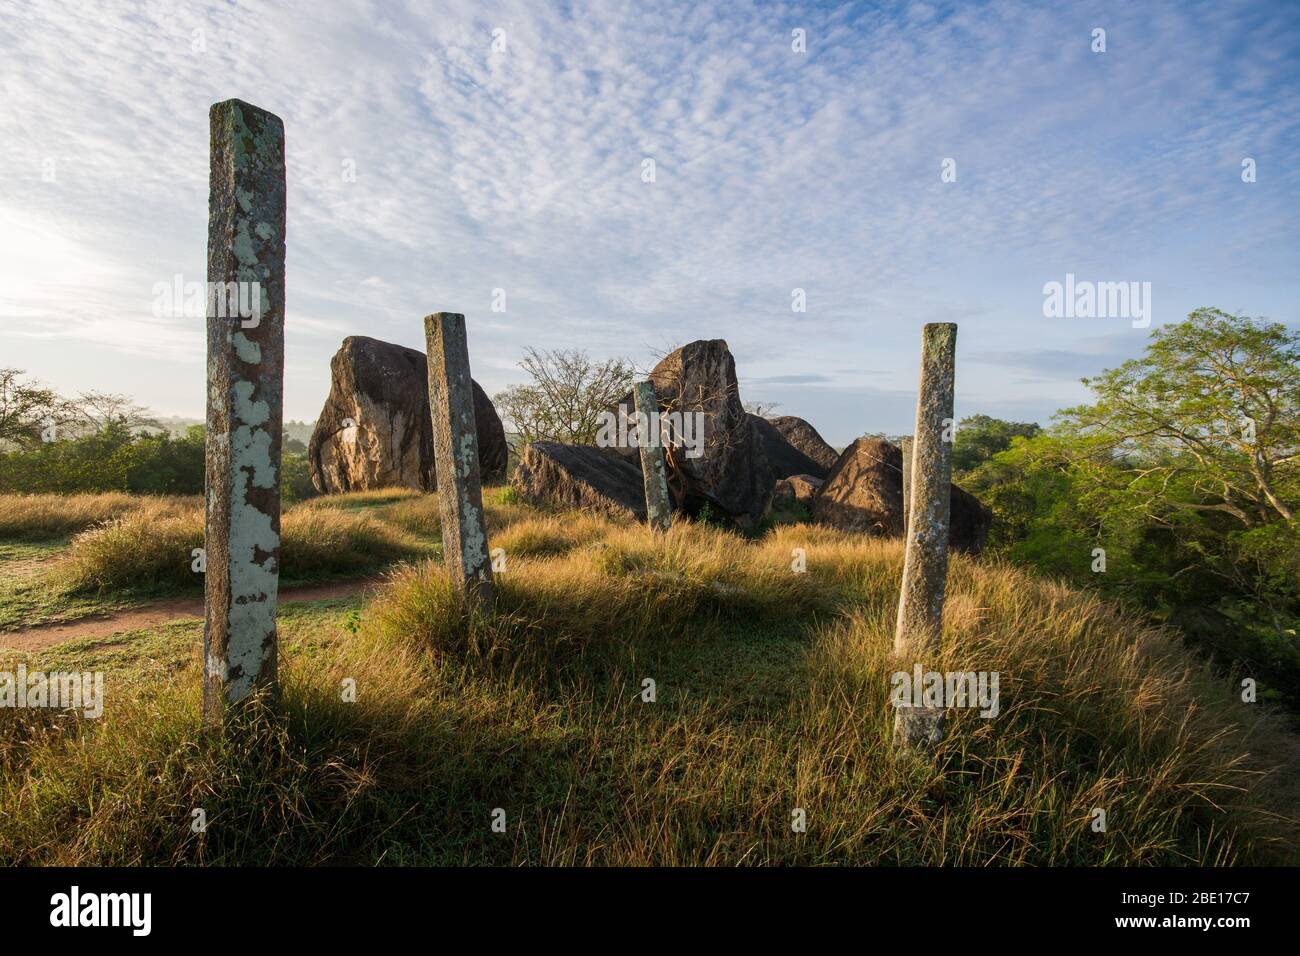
[1,0,1297,441]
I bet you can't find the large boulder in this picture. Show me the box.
[512,441,646,521]
[773,474,824,508]
[812,437,905,537]
[308,336,507,494]
[766,416,839,475]
[948,483,992,556]
[750,414,835,480]
[811,436,991,554]
[610,339,773,527]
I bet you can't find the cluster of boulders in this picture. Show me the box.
[308,336,508,493]
[807,435,989,552]
[511,338,992,554]
[307,335,990,554]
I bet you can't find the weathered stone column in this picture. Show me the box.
[633,381,673,532]
[893,323,957,751]
[203,99,286,724]
[424,312,495,608]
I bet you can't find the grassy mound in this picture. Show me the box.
[0,508,1295,866]
[56,496,427,592]
[0,487,549,631]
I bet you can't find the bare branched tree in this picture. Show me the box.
[495,347,636,446]
[0,370,159,448]
[744,400,780,418]
[71,391,159,434]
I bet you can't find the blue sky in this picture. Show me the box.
[1,0,1297,445]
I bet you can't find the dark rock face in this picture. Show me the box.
[766,416,839,475]
[610,339,773,527]
[812,437,906,537]
[948,484,992,557]
[773,474,824,508]
[511,441,646,521]
[811,436,991,554]
[308,336,507,493]
[751,414,834,480]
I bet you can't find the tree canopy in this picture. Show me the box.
[959,308,1300,707]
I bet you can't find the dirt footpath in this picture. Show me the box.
[0,579,381,652]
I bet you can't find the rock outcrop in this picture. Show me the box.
[750,414,835,480]
[811,436,991,554]
[765,416,839,475]
[610,339,773,527]
[308,336,507,494]
[512,441,646,521]
[947,484,993,557]
[811,437,906,537]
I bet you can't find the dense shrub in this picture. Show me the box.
[0,423,204,495]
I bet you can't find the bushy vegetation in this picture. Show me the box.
[0,424,318,506]
[958,309,1300,710]
[0,513,1294,865]
[280,452,321,504]
[0,368,319,505]
[0,422,205,495]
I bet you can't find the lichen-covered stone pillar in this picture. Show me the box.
[203,99,286,725]
[893,323,957,751]
[633,381,673,532]
[424,312,495,608]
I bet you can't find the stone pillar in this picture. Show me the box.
[424,312,495,608]
[893,323,957,751]
[633,381,673,532]
[203,99,286,724]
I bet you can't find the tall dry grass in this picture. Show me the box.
[0,492,198,541]
[1,512,1294,865]
[55,496,426,592]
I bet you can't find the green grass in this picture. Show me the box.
[0,576,140,633]
[0,490,458,631]
[1,510,1296,866]
[0,539,69,565]
[58,496,433,593]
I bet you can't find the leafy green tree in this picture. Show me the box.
[964,308,1300,707]
[281,452,320,504]
[283,430,307,455]
[952,415,1041,474]
[1067,307,1298,528]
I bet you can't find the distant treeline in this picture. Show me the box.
[0,421,318,503]
[0,369,317,502]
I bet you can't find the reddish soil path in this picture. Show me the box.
[0,578,383,653]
